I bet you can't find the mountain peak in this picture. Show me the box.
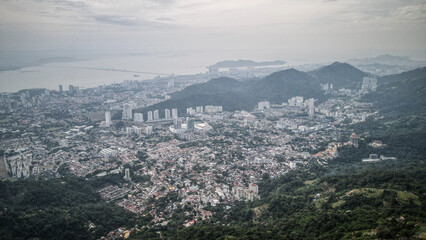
[327,61,354,68]
[208,77,240,84]
[309,62,368,89]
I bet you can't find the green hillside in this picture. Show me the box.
[0,177,136,240]
[363,67,426,115]
[130,160,426,239]
[309,62,369,89]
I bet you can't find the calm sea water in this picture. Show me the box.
[0,54,209,93]
[0,52,313,93]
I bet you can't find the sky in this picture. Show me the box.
[1,0,426,63]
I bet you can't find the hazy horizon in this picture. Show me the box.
[1,0,426,66]
[1,0,426,92]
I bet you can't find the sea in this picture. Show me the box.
[0,53,315,93]
[0,54,210,93]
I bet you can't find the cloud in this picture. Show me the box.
[93,15,139,26]
[392,4,426,21]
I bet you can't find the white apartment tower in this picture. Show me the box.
[134,113,144,122]
[124,168,132,181]
[172,108,178,118]
[105,111,112,127]
[145,126,153,136]
[165,109,171,119]
[147,111,153,122]
[153,110,160,121]
[122,103,133,120]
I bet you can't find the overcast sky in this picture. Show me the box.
[1,0,426,62]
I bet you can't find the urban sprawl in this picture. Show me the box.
[0,68,393,237]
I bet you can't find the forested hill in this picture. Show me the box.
[132,63,368,117]
[248,68,323,104]
[137,68,324,115]
[0,177,136,240]
[171,77,245,100]
[309,62,370,89]
[363,67,426,115]
[130,160,426,239]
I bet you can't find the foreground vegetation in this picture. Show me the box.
[129,158,426,240]
[0,177,136,240]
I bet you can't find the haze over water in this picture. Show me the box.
[0,54,208,92]
[0,51,315,93]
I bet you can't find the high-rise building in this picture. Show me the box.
[174,118,182,129]
[187,107,195,116]
[172,108,178,118]
[147,111,153,122]
[196,106,204,113]
[145,126,153,136]
[69,85,74,94]
[362,113,367,122]
[361,77,378,92]
[304,98,314,108]
[153,110,159,121]
[122,103,133,120]
[168,79,175,89]
[165,109,171,119]
[105,111,112,127]
[133,126,142,136]
[124,168,132,181]
[308,106,315,118]
[126,127,133,136]
[187,119,195,131]
[134,113,144,122]
[59,85,63,94]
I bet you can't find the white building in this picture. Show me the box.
[288,96,304,107]
[196,106,204,113]
[168,79,174,89]
[134,113,144,122]
[147,111,153,122]
[122,103,133,120]
[361,77,378,92]
[204,105,222,113]
[126,127,133,136]
[165,109,171,119]
[105,111,112,127]
[145,126,153,136]
[304,98,314,108]
[172,108,178,118]
[132,126,142,136]
[258,101,270,110]
[187,107,195,116]
[308,106,315,118]
[153,110,160,121]
[124,168,132,181]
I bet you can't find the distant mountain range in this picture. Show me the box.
[133,62,369,116]
[347,54,426,66]
[346,54,426,76]
[142,68,325,115]
[208,60,286,69]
